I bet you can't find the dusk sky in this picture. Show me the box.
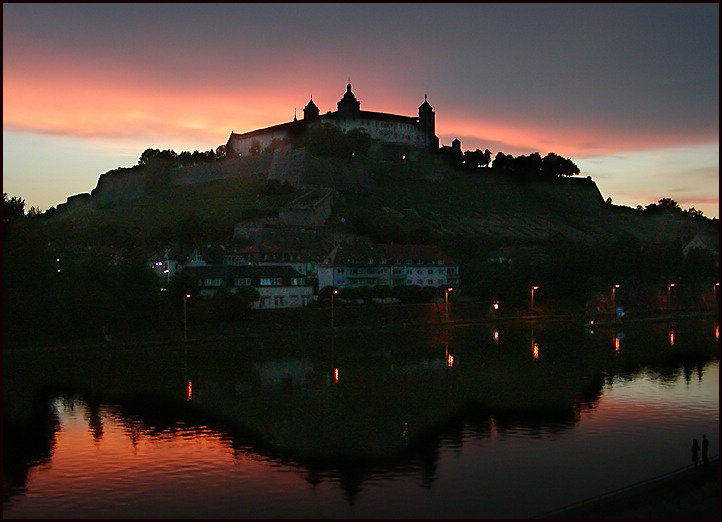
[3,3,719,217]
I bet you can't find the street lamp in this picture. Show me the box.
[183,293,191,341]
[667,283,675,308]
[445,287,453,322]
[530,286,539,313]
[331,289,339,329]
[612,284,620,311]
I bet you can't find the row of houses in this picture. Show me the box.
[149,236,459,310]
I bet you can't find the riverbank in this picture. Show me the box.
[536,457,719,519]
[4,306,717,356]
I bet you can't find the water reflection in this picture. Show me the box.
[3,395,61,502]
[3,317,718,515]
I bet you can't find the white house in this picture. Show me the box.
[182,264,314,309]
[317,242,459,290]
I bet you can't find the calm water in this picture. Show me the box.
[3,317,718,518]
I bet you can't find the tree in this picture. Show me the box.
[645,198,681,214]
[3,193,25,221]
[211,286,258,320]
[166,271,200,302]
[345,128,372,156]
[685,207,705,219]
[215,144,227,158]
[491,152,513,173]
[138,148,177,166]
[514,152,543,178]
[540,152,581,177]
[657,198,681,212]
[463,149,491,169]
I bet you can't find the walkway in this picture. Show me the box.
[533,457,719,519]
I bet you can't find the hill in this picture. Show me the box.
[44,144,717,250]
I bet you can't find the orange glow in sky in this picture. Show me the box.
[2,4,718,216]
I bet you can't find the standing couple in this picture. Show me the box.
[691,434,709,465]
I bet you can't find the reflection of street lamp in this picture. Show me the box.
[531,286,539,313]
[612,284,620,311]
[331,289,339,329]
[183,293,191,341]
[445,287,453,322]
[667,283,675,308]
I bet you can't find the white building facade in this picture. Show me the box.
[317,243,459,290]
[226,83,438,157]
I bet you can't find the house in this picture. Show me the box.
[317,241,459,290]
[182,264,314,309]
[683,234,719,267]
[226,227,343,289]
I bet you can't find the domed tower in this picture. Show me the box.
[418,95,438,148]
[337,82,360,120]
[303,97,320,120]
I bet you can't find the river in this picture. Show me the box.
[3,317,718,518]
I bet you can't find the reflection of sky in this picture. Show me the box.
[4,360,718,519]
[3,4,718,217]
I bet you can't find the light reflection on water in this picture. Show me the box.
[3,318,718,518]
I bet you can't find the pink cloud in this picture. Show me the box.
[3,55,718,164]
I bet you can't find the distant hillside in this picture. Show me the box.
[46,144,717,249]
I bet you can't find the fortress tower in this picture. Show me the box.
[418,95,439,149]
[303,97,320,120]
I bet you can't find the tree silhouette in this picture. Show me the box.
[3,193,25,221]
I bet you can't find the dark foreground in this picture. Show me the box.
[542,458,718,519]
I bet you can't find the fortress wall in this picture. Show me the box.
[269,147,306,186]
[301,154,374,189]
[91,168,146,205]
[172,156,272,186]
[279,188,336,226]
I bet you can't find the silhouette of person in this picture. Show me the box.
[701,434,709,464]
[692,438,700,465]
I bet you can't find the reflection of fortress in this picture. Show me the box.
[226,83,439,156]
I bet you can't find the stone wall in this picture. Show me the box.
[172,156,272,186]
[90,167,146,207]
[278,188,336,226]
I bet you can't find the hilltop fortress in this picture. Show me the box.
[226,83,439,156]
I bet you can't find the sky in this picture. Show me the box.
[3,3,719,217]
